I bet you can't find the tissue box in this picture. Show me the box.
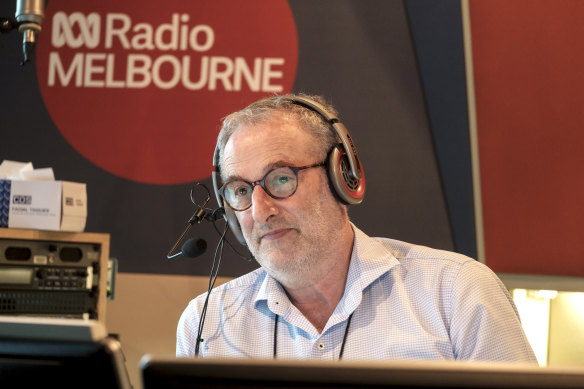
[0,180,87,231]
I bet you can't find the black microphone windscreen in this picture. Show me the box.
[181,238,207,258]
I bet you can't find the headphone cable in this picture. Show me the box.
[194,220,229,356]
[210,209,254,261]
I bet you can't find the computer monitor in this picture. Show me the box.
[141,356,584,389]
[0,316,132,389]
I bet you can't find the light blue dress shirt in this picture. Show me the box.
[177,225,537,363]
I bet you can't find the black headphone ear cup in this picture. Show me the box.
[223,204,246,245]
[212,169,247,245]
[327,145,366,205]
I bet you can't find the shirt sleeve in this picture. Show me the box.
[176,299,201,357]
[448,260,538,364]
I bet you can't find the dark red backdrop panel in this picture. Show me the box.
[471,0,584,277]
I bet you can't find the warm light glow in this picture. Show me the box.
[512,289,584,367]
[535,290,558,299]
[512,288,550,366]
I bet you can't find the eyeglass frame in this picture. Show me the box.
[218,162,326,211]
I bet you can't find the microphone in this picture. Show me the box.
[15,0,44,64]
[166,183,227,259]
[166,208,221,259]
[180,238,207,258]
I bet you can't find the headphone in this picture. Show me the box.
[212,96,365,245]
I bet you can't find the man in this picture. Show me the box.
[177,94,537,363]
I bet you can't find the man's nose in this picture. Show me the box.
[250,185,278,222]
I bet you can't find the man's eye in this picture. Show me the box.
[270,173,295,188]
[276,175,290,185]
[235,186,250,196]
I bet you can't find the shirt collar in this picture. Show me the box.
[256,269,287,311]
[337,224,400,314]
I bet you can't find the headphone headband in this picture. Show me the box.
[287,96,363,182]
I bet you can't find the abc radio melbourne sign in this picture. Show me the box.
[36,0,298,184]
[47,12,285,91]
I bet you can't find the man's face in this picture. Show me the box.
[221,115,347,287]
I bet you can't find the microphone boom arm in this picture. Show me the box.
[166,182,213,259]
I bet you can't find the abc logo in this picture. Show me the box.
[51,12,101,49]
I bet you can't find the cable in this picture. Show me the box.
[194,220,229,356]
[210,210,253,262]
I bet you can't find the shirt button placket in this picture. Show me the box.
[311,337,329,359]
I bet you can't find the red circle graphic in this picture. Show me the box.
[36,0,298,184]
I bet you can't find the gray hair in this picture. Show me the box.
[215,93,339,177]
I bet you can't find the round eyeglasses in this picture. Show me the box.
[219,162,325,211]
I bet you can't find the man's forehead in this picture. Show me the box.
[222,141,300,179]
[221,119,318,179]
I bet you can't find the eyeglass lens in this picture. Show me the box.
[223,167,299,211]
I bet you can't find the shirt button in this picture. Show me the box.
[317,342,325,350]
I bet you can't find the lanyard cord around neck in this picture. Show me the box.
[273,313,354,359]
